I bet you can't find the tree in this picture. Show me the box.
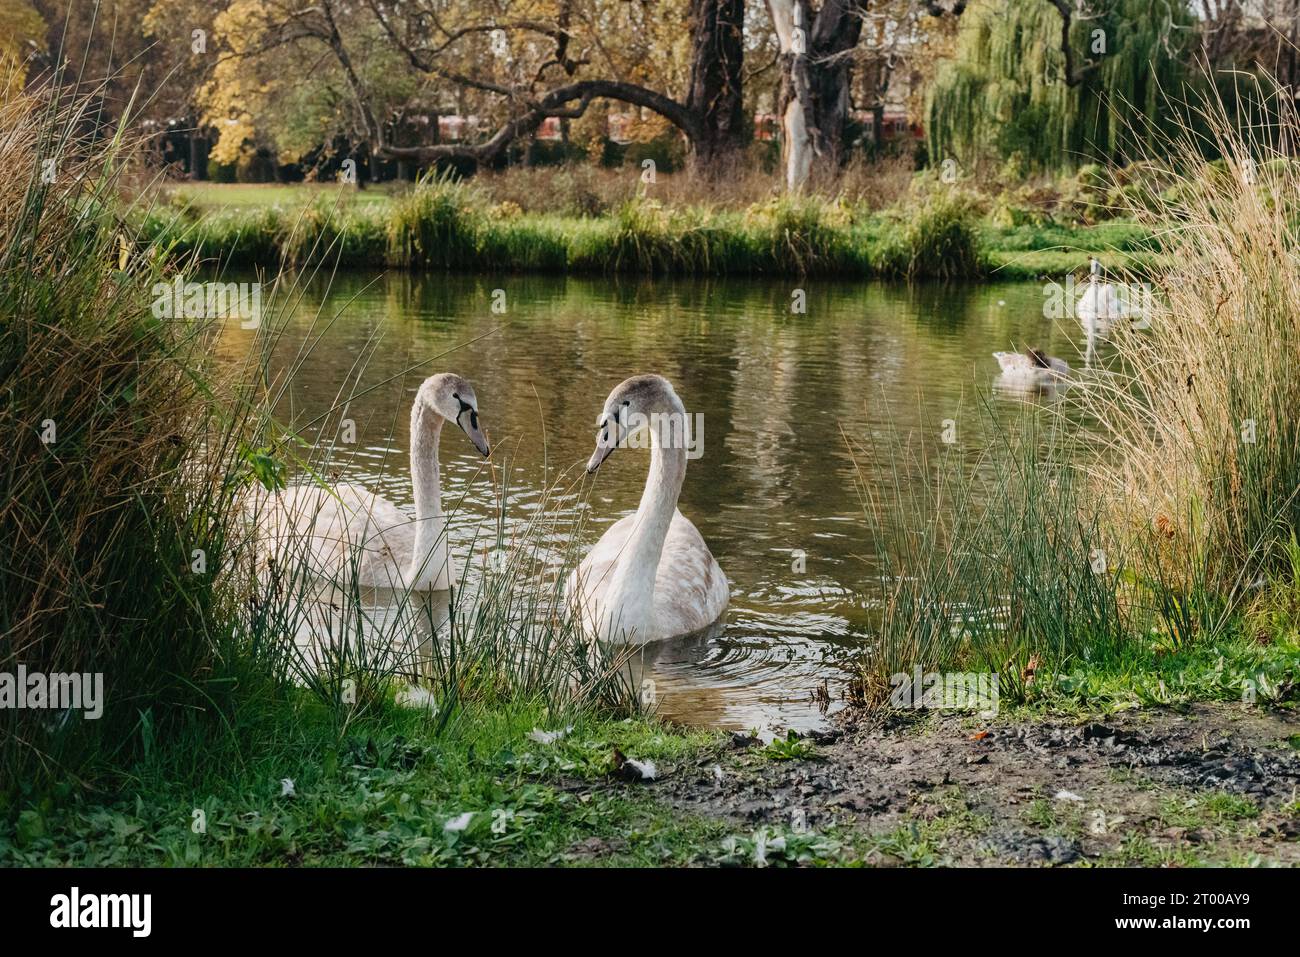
[927,0,1195,172]
[766,0,965,190]
[201,0,747,173]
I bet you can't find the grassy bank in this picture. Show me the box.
[141,178,1162,281]
[849,102,1300,718]
[0,698,731,867]
[5,631,1297,867]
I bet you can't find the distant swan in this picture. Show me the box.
[567,375,728,643]
[993,347,1070,387]
[1076,257,1126,334]
[252,373,489,592]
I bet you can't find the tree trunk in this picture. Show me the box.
[769,0,815,190]
[808,0,863,167]
[769,0,864,190]
[686,0,747,170]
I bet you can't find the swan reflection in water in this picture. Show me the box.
[282,579,451,704]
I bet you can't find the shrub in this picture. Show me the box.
[386,172,485,269]
[0,87,279,784]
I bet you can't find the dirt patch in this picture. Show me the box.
[648,703,1300,865]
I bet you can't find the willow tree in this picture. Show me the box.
[926,0,1195,171]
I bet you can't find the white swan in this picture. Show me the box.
[993,348,1070,388]
[566,374,729,644]
[1075,257,1125,334]
[252,373,489,592]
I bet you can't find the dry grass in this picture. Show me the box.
[469,151,916,217]
[1073,90,1300,597]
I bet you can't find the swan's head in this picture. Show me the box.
[419,373,490,456]
[585,374,684,474]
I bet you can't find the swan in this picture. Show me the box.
[1075,257,1125,334]
[566,374,729,644]
[993,347,1070,387]
[251,373,489,592]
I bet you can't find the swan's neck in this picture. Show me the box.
[601,429,686,639]
[408,401,448,589]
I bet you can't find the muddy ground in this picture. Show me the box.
[609,704,1300,865]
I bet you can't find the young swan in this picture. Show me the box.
[1076,257,1126,334]
[253,373,489,592]
[567,374,729,644]
[993,347,1070,386]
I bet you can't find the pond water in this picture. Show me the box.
[215,271,1095,732]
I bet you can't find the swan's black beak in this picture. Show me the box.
[585,440,614,474]
[456,403,490,457]
[467,423,490,457]
[586,413,618,474]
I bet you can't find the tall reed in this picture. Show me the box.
[1073,89,1300,597]
[849,400,1124,705]
[0,83,283,784]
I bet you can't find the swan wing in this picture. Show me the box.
[566,513,637,614]
[993,351,1032,373]
[653,510,729,638]
[248,482,417,589]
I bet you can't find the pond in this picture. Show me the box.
[214,271,1092,732]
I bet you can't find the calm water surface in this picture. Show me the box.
[215,272,1097,731]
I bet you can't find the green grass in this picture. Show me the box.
[1158,792,1259,829]
[0,696,732,867]
[141,179,1160,279]
[1032,633,1300,714]
[166,182,402,211]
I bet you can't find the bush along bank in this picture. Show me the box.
[139,175,1162,281]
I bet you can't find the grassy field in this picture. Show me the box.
[145,180,1163,280]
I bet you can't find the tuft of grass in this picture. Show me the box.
[1074,91,1300,597]
[874,188,985,280]
[0,82,286,785]
[386,172,485,269]
[848,401,1125,706]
